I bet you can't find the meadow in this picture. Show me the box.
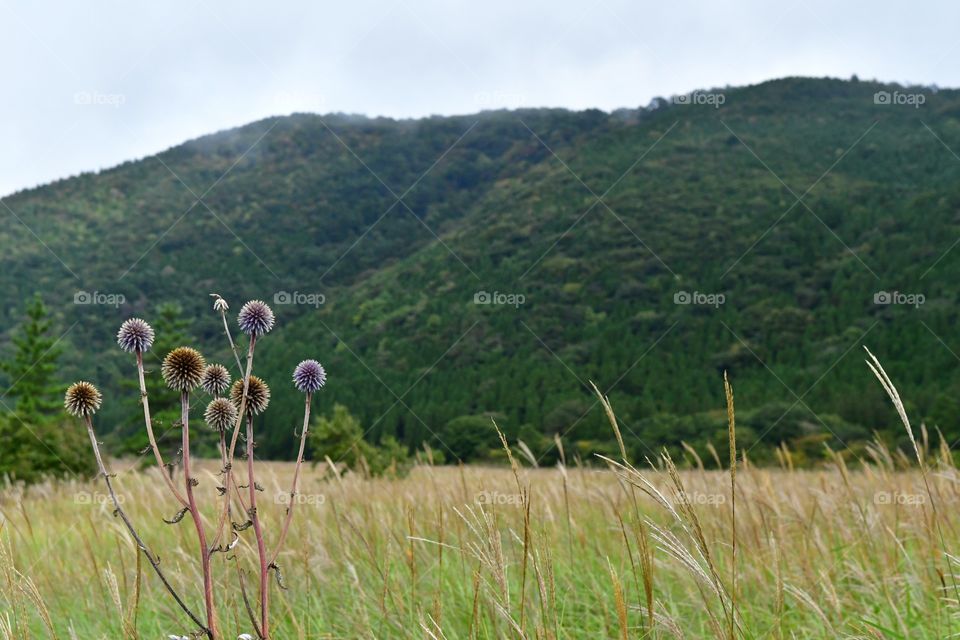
[1,424,957,638]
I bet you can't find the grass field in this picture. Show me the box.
[1,439,958,639]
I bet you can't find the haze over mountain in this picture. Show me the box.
[5,76,960,462]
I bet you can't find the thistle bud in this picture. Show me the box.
[64,381,102,417]
[230,375,271,415]
[200,364,231,396]
[117,318,155,353]
[237,300,275,337]
[292,359,326,394]
[204,397,238,432]
[162,347,206,392]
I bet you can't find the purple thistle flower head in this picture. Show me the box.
[237,300,275,337]
[117,318,155,353]
[200,364,231,396]
[64,381,102,417]
[292,359,326,394]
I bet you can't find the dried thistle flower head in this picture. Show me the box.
[230,375,271,415]
[204,397,238,432]
[64,381,102,417]
[237,300,275,337]
[292,359,326,394]
[117,318,155,353]
[201,364,231,396]
[162,347,207,391]
[211,294,229,313]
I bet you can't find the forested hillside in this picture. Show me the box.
[5,76,960,464]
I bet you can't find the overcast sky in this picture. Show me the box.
[0,0,957,196]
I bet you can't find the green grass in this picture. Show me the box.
[0,450,956,638]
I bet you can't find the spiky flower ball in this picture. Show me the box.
[204,397,238,432]
[237,300,275,337]
[201,364,231,396]
[116,318,154,353]
[292,359,326,394]
[161,347,206,391]
[230,375,271,415]
[64,381,102,417]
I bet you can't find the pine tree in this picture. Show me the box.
[0,294,90,482]
[1,294,62,425]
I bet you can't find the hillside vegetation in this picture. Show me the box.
[3,76,960,463]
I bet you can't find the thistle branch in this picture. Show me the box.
[269,392,312,567]
[181,390,219,638]
[136,350,188,508]
[82,414,210,639]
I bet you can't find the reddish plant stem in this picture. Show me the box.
[246,412,270,638]
[182,391,219,638]
[136,351,188,507]
[269,392,311,567]
[210,335,256,552]
[83,415,210,638]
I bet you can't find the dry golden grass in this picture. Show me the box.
[1,353,956,638]
[0,446,957,638]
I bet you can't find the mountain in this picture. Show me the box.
[5,76,960,463]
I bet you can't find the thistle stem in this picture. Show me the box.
[210,334,256,552]
[182,391,219,638]
[246,411,270,638]
[136,350,188,507]
[83,414,210,638]
[269,392,312,567]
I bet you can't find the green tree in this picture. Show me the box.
[1,294,62,425]
[310,403,407,476]
[0,295,91,482]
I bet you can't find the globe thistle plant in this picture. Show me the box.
[162,347,207,392]
[270,359,328,580]
[64,380,208,637]
[117,318,155,353]
[201,364,231,396]
[79,294,321,639]
[204,397,237,432]
[230,375,271,415]
[292,359,326,394]
[64,381,102,417]
[237,300,275,337]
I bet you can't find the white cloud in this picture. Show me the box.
[0,0,956,195]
